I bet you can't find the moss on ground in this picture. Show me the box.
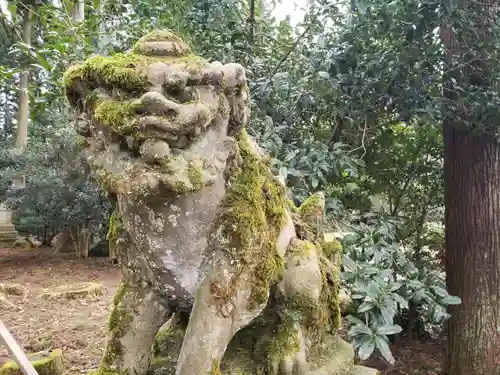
[0,350,63,375]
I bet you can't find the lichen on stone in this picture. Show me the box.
[134,29,185,45]
[187,162,204,190]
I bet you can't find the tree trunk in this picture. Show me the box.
[16,5,32,153]
[443,123,500,374]
[68,223,91,258]
[70,0,85,22]
[12,3,33,192]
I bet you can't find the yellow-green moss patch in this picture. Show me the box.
[187,163,204,190]
[0,349,63,375]
[63,53,149,93]
[88,370,124,375]
[266,322,300,375]
[101,282,134,368]
[213,129,288,308]
[94,100,140,135]
[63,51,206,96]
[320,238,342,260]
[298,192,325,224]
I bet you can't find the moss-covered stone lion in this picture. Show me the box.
[63,30,377,375]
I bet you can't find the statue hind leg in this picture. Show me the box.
[98,226,172,375]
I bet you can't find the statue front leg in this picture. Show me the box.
[175,267,266,375]
[100,280,172,375]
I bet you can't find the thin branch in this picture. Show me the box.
[0,7,22,41]
[269,25,311,78]
[347,116,368,159]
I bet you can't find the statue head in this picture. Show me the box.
[64,30,252,306]
[64,29,249,199]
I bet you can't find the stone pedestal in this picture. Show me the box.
[0,203,18,249]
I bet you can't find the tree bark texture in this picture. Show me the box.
[443,123,500,375]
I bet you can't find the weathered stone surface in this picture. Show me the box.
[0,349,63,375]
[13,237,31,249]
[0,226,18,249]
[63,29,378,375]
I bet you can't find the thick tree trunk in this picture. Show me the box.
[443,123,500,375]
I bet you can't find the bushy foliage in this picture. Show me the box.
[1,125,109,244]
[340,214,459,363]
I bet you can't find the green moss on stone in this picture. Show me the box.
[63,49,205,98]
[63,53,149,93]
[0,349,63,375]
[187,163,204,190]
[298,192,325,224]
[320,239,342,260]
[266,324,300,375]
[288,239,316,257]
[318,254,342,333]
[76,135,88,148]
[211,359,223,375]
[214,129,288,308]
[101,282,134,368]
[287,199,299,213]
[88,370,125,375]
[135,30,184,44]
[94,100,140,135]
[106,208,122,260]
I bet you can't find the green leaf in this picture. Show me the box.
[358,301,375,313]
[380,305,395,324]
[346,315,364,326]
[376,324,402,336]
[358,338,375,360]
[318,71,329,79]
[440,295,462,305]
[348,323,373,337]
[374,335,395,364]
[431,286,449,298]
[311,176,319,188]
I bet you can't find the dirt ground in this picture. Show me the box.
[0,247,445,375]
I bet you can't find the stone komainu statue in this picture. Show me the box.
[63,30,378,375]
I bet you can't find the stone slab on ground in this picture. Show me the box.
[350,364,380,375]
[308,336,356,375]
[38,282,104,300]
[0,349,63,375]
